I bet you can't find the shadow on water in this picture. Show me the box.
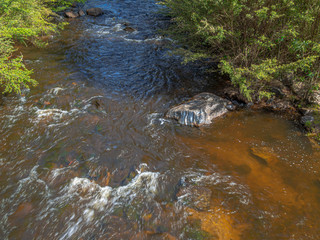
[1,0,320,239]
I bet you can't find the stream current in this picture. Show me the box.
[1,0,320,239]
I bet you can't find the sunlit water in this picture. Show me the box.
[1,0,320,239]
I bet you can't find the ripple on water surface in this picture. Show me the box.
[1,0,320,239]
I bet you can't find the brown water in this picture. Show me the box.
[1,0,320,239]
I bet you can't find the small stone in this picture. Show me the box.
[226,104,236,111]
[65,11,79,18]
[86,8,103,16]
[79,10,85,16]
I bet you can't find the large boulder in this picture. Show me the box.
[166,93,234,127]
[86,8,103,16]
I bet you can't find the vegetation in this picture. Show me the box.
[0,0,82,94]
[159,0,320,102]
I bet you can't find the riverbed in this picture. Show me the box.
[1,0,320,239]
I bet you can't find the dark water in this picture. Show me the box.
[1,0,320,239]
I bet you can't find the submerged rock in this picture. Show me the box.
[176,185,212,211]
[86,8,103,16]
[250,146,278,165]
[186,207,247,240]
[166,93,233,127]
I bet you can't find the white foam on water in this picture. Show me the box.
[112,23,123,32]
[146,113,170,126]
[49,87,64,95]
[33,107,81,126]
[35,108,69,119]
[122,37,143,43]
[44,168,159,238]
[66,170,159,209]
[60,217,83,240]
[60,165,158,216]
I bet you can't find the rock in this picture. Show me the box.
[86,8,103,16]
[311,90,320,105]
[301,110,320,134]
[79,10,85,16]
[223,86,248,104]
[166,93,233,127]
[301,115,315,125]
[270,86,285,98]
[65,11,79,18]
[123,26,136,32]
[226,104,236,111]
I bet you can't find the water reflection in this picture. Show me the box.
[1,0,320,239]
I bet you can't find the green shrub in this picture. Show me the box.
[0,37,36,94]
[160,0,320,102]
[0,0,83,95]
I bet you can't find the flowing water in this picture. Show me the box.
[1,0,320,239]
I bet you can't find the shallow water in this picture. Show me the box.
[1,0,320,239]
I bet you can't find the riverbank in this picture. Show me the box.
[1,0,320,239]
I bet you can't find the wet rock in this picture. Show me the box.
[166,93,233,127]
[65,11,79,18]
[86,8,103,16]
[226,104,236,111]
[223,87,248,104]
[79,10,85,16]
[176,185,212,211]
[124,26,136,32]
[108,166,136,187]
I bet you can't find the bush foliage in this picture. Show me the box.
[160,0,320,102]
[0,0,81,94]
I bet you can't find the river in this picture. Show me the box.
[1,0,320,239]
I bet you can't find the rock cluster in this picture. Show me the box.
[64,6,104,18]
